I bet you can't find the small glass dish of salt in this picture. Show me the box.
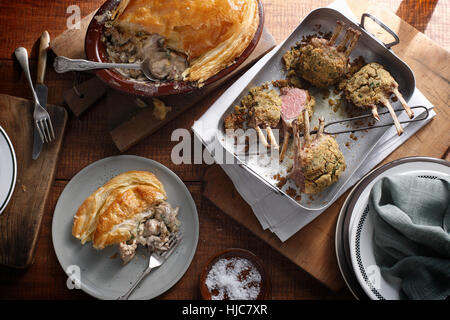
[200,248,270,300]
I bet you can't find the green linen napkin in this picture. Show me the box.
[369,175,450,300]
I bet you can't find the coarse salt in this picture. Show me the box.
[205,257,261,300]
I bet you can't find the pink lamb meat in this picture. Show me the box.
[279,87,315,161]
[281,87,309,122]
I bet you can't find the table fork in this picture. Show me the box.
[14,47,55,143]
[117,233,182,300]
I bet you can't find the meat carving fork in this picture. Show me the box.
[235,106,429,157]
[308,105,429,136]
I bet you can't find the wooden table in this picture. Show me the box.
[0,0,448,299]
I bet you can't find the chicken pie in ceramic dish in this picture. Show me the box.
[72,170,181,264]
[100,0,260,85]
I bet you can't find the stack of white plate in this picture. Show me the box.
[335,157,450,300]
[0,126,17,215]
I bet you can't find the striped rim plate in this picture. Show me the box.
[346,157,450,300]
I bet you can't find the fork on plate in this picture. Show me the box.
[14,47,55,143]
[117,232,182,300]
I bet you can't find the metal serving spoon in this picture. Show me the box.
[53,56,159,81]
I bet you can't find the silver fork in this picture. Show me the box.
[14,47,55,143]
[117,233,182,300]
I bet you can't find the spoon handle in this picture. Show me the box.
[14,47,40,105]
[54,56,141,73]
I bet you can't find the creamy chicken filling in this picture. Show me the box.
[118,201,181,264]
[102,26,188,81]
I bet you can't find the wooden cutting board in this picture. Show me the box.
[203,0,450,292]
[0,94,67,268]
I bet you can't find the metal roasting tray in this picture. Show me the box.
[215,8,421,211]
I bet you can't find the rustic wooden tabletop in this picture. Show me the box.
[0,0,448,299]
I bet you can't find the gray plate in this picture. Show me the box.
[51,155,199,300]
[335,172,369,300]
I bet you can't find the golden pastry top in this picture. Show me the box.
[72,171,166,249]
[112,0,259,83]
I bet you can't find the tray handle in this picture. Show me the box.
[360,13,400,49]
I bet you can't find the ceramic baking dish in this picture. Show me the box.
[85,0,265,97]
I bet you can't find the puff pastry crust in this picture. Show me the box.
[72,171,166,249]
[112,0,259,83]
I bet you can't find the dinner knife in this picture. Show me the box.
[33,31,50,160]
